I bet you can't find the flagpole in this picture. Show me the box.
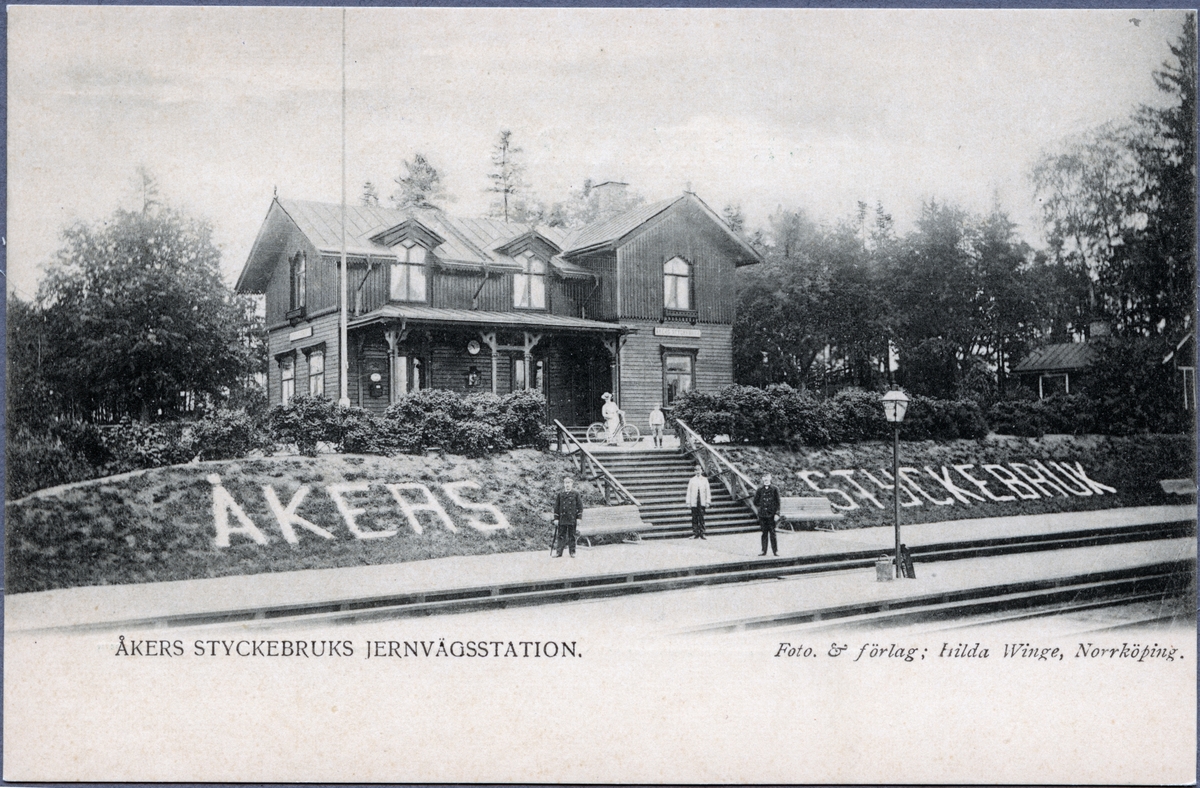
[338,8,350,408]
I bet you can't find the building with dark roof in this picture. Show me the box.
[236,192,761,426]
[1012,342,1097,398]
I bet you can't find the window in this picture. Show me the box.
[1039,373,1069,399]
[289,251,306,311]
[307,349,325,397]
[514,252,546,309]
[663,353,694,404]
[663,256,691,311]
[390,242,427,302]
[511,356,527,391]
[280,355,296,405]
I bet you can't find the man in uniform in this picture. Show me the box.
[752,472,782,556]
[552,476,584,558]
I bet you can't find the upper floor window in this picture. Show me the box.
[289,251,306,311]
[664,256,691,311]
[514,252,546,309]
[390,242,427,302]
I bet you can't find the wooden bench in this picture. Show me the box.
[778,497,844,532]
[575,505,647,547]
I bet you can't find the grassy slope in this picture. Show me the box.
[6,435,1193,593]
[6,451,598,594]
[725,434,1194,528]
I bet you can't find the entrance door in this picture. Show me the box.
[551,339,610,427]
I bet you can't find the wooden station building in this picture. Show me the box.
[236,191,762,427]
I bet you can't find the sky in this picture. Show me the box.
[6,7,1192,298]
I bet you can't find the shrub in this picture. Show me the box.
[1040,394,1098,435]
[768,384,831,446]
[829,388,890,442]
[6,430,101,499]
[499,390,549,448]
[101,420,195,470]
[987,400,1047,437]
[50,420,112,466]
[192,409,261,460]
[452,420,512,458]
[335,407,392,455]
[267,395,341,456]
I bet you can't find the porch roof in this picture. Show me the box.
[348,304,630,334]
[1013,342,1096,374]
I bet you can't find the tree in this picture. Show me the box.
[487,130,526,222]
[1031,23,1196,338]
[37,202,262,422]
[360,181,381,207]
[391,153,448,211]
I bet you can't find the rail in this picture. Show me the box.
[671,418,759,518]
[553,420,642,507]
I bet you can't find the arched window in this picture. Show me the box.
[390,242,427,302]
[514,252,546,309]
[663,256,690,311]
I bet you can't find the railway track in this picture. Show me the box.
[40,519,1194,633]
[685,559,1193,635]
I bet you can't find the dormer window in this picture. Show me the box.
[390,242,427,302]
[514,251,546,310]
[664,256,691,311]
[289,251,306,312]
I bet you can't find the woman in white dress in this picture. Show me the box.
[601,392,622,445]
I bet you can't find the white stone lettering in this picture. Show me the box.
[262,484,335,544]
[796,470,859,510]
[924,466,985,504]
[1052,461,1118,495]
[874,469,923,507]
[899,467,954,505]
[441,481,512,534]
[1033,460,1091,496]
[386,483,457,534]
[982,464,1041,499]
[829,470,885,509]
[952,465,1016,502]
[329,482,397,540]
[1009,462,1070,498]
[208,474,268,547]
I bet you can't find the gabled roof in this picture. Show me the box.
[562,192,763,267]
[237,190,763,294]
[1014,342,1097,374]
[237,199,574,293]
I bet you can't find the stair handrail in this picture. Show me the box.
[553,420,642,507]
[671,417,759,517]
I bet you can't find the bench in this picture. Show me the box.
[778,497,844,532]
[575,505,647,547]
[1159,478,1196,496]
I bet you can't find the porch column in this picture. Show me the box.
[383,320,410,405]
[480,331,499,395]
[523,332,543,390]
[602,335,625,404]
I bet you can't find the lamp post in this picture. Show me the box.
[882,388,910,578]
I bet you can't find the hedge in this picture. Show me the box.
[670,385,987,446]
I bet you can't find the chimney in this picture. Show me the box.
[1089,320,1111,338]
[592,181,629,219]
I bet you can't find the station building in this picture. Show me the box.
[236,190,762,427]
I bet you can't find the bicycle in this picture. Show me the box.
[586,412,641,445]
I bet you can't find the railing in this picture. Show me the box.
[553,420,641,507]
[671,417,759,518]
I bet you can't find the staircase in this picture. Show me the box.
[599,448,760,538]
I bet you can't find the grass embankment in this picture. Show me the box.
[6,451,599,594]
[726,434,1194,529]
[7,434,1193,594]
